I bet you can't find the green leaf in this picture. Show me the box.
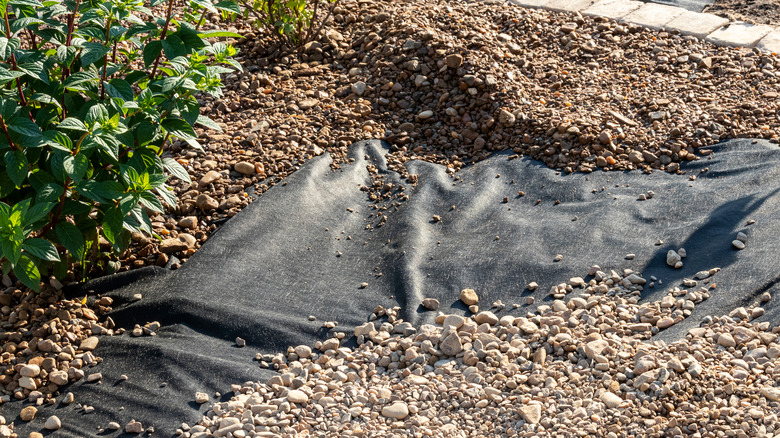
[0,37,20,61]
[190,0,217,13]
[195,114,222,131]
[80,42,110,67]
[22,238,59,261]
[4,150,27,187]
[35,182,62,203]
[7,117,42,137]
[162,34,186,60]
[102,206,123,247]
[155,183,177,207]
[139,191,163,212]
[143,40,162,68]
[105,78,133,101]
[0,230,22,266]
[42,131,73,152]
[9,0,42,8]
[12,254,40,291]
[161,117,196,140]
[214,0,241,14]
[30,93,62,109]
[0,66,24,86]
[63,70,98,91]
[10,17,43,35]
[75,180,124,204]
[64,153,89,182]
[23,201,54,227]
[198,30,243,38]
[58,117,87,131]
[55,221,84,258]
[162,157,191,183]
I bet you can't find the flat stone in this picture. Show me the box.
[160,238,189,254]
[656,317,675,329]
[443,315,466,330]
[582,0,643,20]
[762,387,780,402]
[19,376,36,390]
[234,161,256,175]
[199,170,222,186]
[543,0,594,12]
[732,240,745,250]
[178,216,198,229]
[664,11,729,39]
[519,404,541,424]
[286,390,309,404]
[381,402,409,419]
[706,22,774,48]
[584,339,609,360]
[757,30,780,54]
[79,336,99,351]
[20,364,40,377]
[445,54,463,69]
[601,392,623,409]
[622,3,685,30]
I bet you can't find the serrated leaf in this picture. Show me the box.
[55,221,84,258]
[35,182,62,203]
[4,150,27,187]
[0,66,24,85]
[195,114,222,131]
[22,238,59,261]
[13,254,40,291]
[162,157,191,183]
[8,117,41,137]
[80,42,110,66]
[63,153,89,182]
[42,131,73,152]
[190,0,217,13]
[106,78,133,101]
[58,117,87,131]
[155,183,177,207]
[139,191,163,212]
[10,17,43,35]
[30,93,62,109]
[23,201,55,227]
[0,37,20,61]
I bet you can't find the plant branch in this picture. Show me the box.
[0,116,18,150]
[149,0,175,80]
[306,0,336,47]
[100,17,113,100]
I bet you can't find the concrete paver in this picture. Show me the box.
[757,30,780,54]
[507,0,550,8]
[622,3,686,30]
[664,11,729,39]
[543,0,595,13]
[582,0,643,20]
[705,22,774,48]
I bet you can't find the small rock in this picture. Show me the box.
[126,420,144,434]
[717,333,736,348]
[178,216,198,229]
[44,416,62,430]
[421,298,439,310]
[351,81,366,96]
[382,402,409,419]
[20,364,40,377]
[732,240,745,250]
[736,231,747,243]
[519,404,541,424]
[63,392,74,404]
[235,337,246,347]
[498,109,515,127]
[196,194,219,211]
[527,282,538,291]
[195,392,209,404]
[159,238,189,254]
[656,317,675,329]
[108,422,121,430]
[440,332,463,356]
[666,250,682,268]
[20,406,37,422]
[199,170,222,186]
[418,110,434,120]
[286,390,309,404]
[474,311,498,325]
[460,288,478,305]
[601,392,623,409]
[445,53,463,69]
[234,161,256,175]
[762,387,780,402]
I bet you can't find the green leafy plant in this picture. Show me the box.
[182,0,241,31]
[241,0,337,48]
[0,0,241,290]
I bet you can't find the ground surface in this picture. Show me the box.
[705,0,780,25]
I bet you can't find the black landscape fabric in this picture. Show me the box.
[4,138,780,437]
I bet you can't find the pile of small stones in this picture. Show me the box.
[177,266,780,437]
[117,0,780,273]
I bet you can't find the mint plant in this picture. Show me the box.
[0,0,241,291]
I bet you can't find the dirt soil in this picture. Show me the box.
[704,0,780,26]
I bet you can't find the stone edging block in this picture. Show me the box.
[582,0,643,20]
[622,3,686,30]
[705,22,774,48]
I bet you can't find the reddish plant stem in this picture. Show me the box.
[0,117,17,150]
[100,17,113,100]
[148,0,175,80]
[60,0,82,120]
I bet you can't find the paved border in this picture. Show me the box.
[506,0,780,54]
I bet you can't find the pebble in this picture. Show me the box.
[459,288,478,305]
[666,250,682,268]
[199,170,221,186]
[519,404,541,424]
[20,364,40,377]
[80,336,99,351]
[601,392,623,409]
[195,392,209,404]
[20,406,37,422]
[717,333,736,348]
[418,110,434,120]
[736,231,747,243]
[351,81,366,96]
[732,239,745,250]
[526,282,538,291]
[656,317,675,329]
[421,298,439,310]
[235,337,246,347]
[286,390,309,404]
[108,422,121,430]
[44,416,61,430]
[474,311,498,325]
[234,161,256,175]
[381,402,409,420]
[125,420,143,434]
[445,53,463,69]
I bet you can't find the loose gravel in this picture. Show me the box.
[177,266,780,438]
[115,0,780,274]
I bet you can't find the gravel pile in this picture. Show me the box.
[0,282,115,434]
[176,266,780,437]
[118,0,780,272]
